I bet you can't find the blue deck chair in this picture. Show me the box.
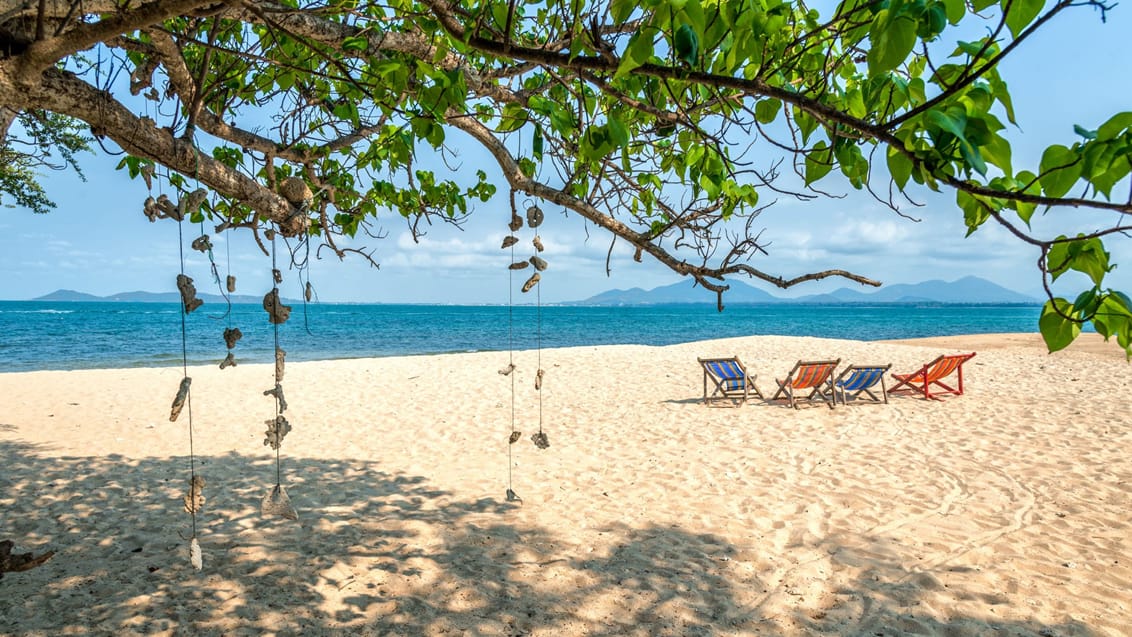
[833,364,892,404]
[698,356,762,405]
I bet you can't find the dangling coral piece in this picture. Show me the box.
[535,368,544,391]
[143,196,159,222]
[526,205,544,228]
[521,273,541,293]
[183,475,205,514]
[501,236,519,249]
[275,348,286,383]
[498,363,515,376]
[509,431,521,444]
[189,537,203,571]
[263,289,292,324]
[264,384,288,413]
[156,194,178,220]
[223,327,243,349]
[176,274,203,314]
[226,275,236,294]
[182,189,208,216]
[508,212,523,232]
[531,432,550,449]
[191,235,212,253]
[263,415,292,450]
[261,484,298,520]
[509,261,529,270]
[532,235,544,252]
[530,256,548,271]
[169,377,191,422]
[219,352,237,370]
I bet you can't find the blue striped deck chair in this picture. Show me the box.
[833,364,892,405]
[698,356,761,406]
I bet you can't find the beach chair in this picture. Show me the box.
[770,359,840,409]
[890,352,976,400]
[833,364,892,405]
[698,356,762,405]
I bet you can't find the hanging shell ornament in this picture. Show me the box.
[169,377,191,422]
[219,352,237,370]
[183,475,206,514]
[263,289,292,324]
[261,484,298,520]
[226,275,236,294]
[272,269,283,284]
[532,236,544,252]
[191,235,213,253]
[176,274,203,314]
[509,261,529,270]
[506,488,522,503]
[189,537,203,571]
[526,205,544,228]
[275,348,286,383]
[530,256,548,271]
[223,327,242,349]
[498,363,515,376]
[501,236,519,249]
[531,432,550,449]
[182,189,208,217]
[143,196,160,222]
[508,431,522,444]
[521,273,541,293]
[263,415,292,450]
[264,384,288,413]
[535,368,544,391]
[305,282,313,302]
[508,212,523,232]
[156,194,178,219]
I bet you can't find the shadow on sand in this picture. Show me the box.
[0,440,1098,636]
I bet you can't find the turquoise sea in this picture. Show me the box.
[0,300,1051,373]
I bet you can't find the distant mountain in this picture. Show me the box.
[570,276,1039,306]
[33,289,296,304]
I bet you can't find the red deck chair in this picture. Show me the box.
[770,359,840,409]
[890,352,976,400]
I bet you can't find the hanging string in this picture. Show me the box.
[177,214,199,546]
[506,215,520,503]
[271,229,283,487]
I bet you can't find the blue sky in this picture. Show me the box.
[1,5,1129,304]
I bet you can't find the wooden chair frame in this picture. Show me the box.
[833,364,892,405]
[698,356,762,406]
[890,353,976,400]
[771,359,840,409]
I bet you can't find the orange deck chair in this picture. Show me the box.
[890,352,976,400]
[698,356,762,405]
[770,359,840,409]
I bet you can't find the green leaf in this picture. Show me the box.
[1038,144,1082,198]
[942,0,966,24]
[1074,124,1097,140]
[1097,111,1132,141]
[342,35,369,53]
[804,141,833,185]
[532,124,544,159]
[867,11,918,75]
[887,145,913,189]
[674,24,699,66]
[1005,0,1045,39]
[926,109,966,139]
[1039,298,1081,353]
[755,99,781,125]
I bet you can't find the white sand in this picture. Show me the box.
[0,333,1128,635]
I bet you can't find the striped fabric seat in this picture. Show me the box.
[771,359,840,409]
[698,356,762,406]
[890,353,976,400]
[833,364,892,404]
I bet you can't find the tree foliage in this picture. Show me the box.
[0,0,1129,356]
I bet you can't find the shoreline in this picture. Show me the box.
[1,332,1129,635]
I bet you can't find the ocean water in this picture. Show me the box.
[0,301,1046,372]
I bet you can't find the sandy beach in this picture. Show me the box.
[0,332,1128,636]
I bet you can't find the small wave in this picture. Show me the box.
[0,309,75,314]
